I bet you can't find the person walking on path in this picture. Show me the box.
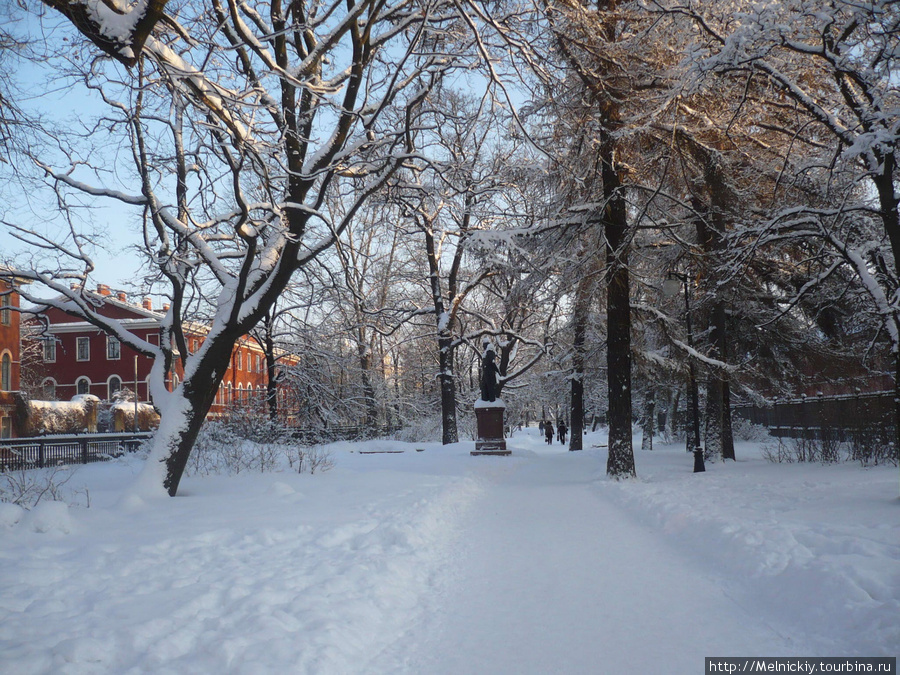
[558,421,568,444]
[544,421,554,445]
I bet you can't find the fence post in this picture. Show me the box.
[39,441,44,469]
[81,439,88,464]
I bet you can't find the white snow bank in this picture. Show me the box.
[599,439,900,657]
[0,432,896,673]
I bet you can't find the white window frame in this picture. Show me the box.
[76,377,91,395]
[43,338,56,363]
[107,375,123,400]
[42,377,57,400]
[0,416,11,439]
[107,335,121,360]
[76,336,91,362]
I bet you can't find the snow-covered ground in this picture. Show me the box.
[1,429,897,674]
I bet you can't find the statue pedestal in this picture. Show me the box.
[472,401,509,456]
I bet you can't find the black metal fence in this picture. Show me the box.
[0,432,153,472]
[732,391,894,441]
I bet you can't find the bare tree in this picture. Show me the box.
[4,0,469,495]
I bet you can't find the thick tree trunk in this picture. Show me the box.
[604,154,635,478]
[704,379,722,460]
[438,336,458,444]
[871,162,900,466]
[357,344,378,431]
[158,334,237,496]
[694,180,735,462]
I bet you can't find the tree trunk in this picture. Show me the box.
[663,388,679,443]
[722,375,735,460]
[604,151,635,478]
[264,330,279,421]
[157,333,237,496]
[438,336,458,444]
[704,378,722,460]
[570,274,593,451]
[871,162,900,468]
[357,343,378,431]
[641,388,655,451]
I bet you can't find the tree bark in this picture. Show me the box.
[422,218,458,445]
[160,332,238,496]
[871,163,900,465]
[641,388,655,451]
[569,273,593,451]
[437,335,458,445]
[603,148,635,478]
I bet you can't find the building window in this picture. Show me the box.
[236,350,242,371]
[147,333,159,346]
[43,338,56,362]
[42,378,57,400]
[107,336,121,360]
[0,294,10,326]
[1,352,10,391]
[108,376,122,400]
[76,336,90,361]
[256,355,262,373]
[76,377,90,395]
[0,416,10,439]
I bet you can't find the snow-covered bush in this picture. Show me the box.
[0,466,90,510]
[762,430,872,466]
[187,408,334,476]
[731,417,771,442]
[288,445,334,475]
[392,409,478,444]
[850,431,898,467]
[392,413,443,444]
[187,421,284,476]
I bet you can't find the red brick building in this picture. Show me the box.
[37,284,273,415]
[0,278,22,438]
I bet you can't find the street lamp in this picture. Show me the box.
[133,355,139,433]
[662,271,705,473]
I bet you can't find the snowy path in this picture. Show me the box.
[2,431,896,674]
[369,443,813,674]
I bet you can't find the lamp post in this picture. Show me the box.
[662,272,705,473]
[133,355,139,433]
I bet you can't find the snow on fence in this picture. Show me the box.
[0,432,153,472]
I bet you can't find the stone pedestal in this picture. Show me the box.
[472,402,510,456]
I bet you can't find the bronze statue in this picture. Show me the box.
[481,345,500,402]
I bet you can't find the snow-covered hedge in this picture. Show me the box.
[17,395,101,436]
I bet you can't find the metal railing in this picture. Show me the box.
[0,432,153,472]
[732,390,894,441]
